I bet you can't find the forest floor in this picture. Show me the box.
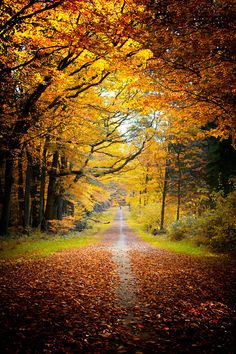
[0,209,235,353]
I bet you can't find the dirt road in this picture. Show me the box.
[0,209,235,353]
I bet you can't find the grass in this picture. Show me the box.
[0,209,115,261]
[126,213,214,257]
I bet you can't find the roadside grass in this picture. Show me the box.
[126,213,215,257]
[0,209,115,261]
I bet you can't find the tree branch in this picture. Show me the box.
[66,72,110,98]
[0,1,64,36]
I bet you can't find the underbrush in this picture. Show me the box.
[129,203,177,234]
[126,190,236,255]
[126,212,212,257]
[0,208,115,260]
[168,191,236,253]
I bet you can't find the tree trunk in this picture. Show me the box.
[56,195,64,220]
[176,178,181,221]
[39,137,49,229]
[0,157,4,204]
[176,151,181,222]
[31,163,41,228]
[44,149,59,221]
[139,190,142,212]
[23,152,33,232]
[55,153,67,220]
[143,172,148,206]
[0,156,14,236]
[160,161,169,231]
[18,152,24,226]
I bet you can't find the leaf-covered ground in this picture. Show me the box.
[130,249,236,353]
[0,210,235,353]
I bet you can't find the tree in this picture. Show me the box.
[0,0,235,236]
[134,0,235,140]
[0,0,153,234]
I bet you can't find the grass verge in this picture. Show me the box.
[0,208,115,261]
[126,213,214,257]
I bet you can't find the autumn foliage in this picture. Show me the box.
[0,0,235,238]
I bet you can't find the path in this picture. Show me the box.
[109,208,138,309]
[0,209,235,353]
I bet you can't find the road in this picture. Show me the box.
[0,208,235,353]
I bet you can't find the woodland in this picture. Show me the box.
[1,2,236,353]
[0,0,236,252]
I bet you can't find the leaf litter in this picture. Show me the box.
[0,214,235,353]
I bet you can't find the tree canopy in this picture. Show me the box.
[0,0,235,236]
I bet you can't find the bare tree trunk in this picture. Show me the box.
[18,152,24,226]
[44,148,59,222]
[39,137,49,229]
[0,158,3,202]
[160,161,169,231]
[23,151,33,232]
[56,195,64,220]
[31,159,41,228]
[0,156,14,236]
[143,171,149,206]
[176,178,181,221]
[55,153,67,220]
[176,151,181,222]
[139,190,142,212]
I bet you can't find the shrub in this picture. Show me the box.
[168,220,188,241]
[168,190,236,253]
[139,204,161,233]
[131,203,177,233]
[48,216,75,234]
[168,215,197,241]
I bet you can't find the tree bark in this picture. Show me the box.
[0,156,14,236]
[18,152,24,226]
[176,151,182,222]
[160,161,169,231]
[44,148,59,221]
[39,137,49,229]
[23,151,33,232]
[144,172,149,206]
[0,157,4,204]
[56,195,64,220]
[176,178,181,222]
[31,159,41,228]
[139,190,142,212]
